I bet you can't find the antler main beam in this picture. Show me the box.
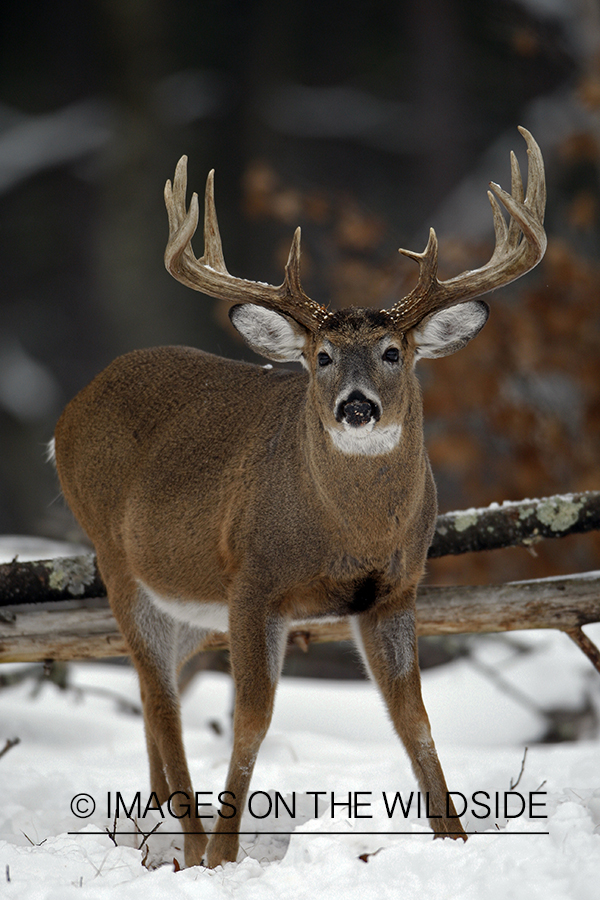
[388,127,547,330]
[164,159,328,331]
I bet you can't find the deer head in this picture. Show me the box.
[165,127,545,458]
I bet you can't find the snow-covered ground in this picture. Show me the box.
[1,539,600,898]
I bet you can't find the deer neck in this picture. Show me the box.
[302,390,431,553]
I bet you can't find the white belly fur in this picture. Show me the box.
[140,581,230,633]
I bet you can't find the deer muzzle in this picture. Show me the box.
[336,390,381,428]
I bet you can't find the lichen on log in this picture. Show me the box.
[0,555,104,607]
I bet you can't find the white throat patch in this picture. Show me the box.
[326,422,402,456]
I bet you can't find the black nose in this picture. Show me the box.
[337,391,380,427]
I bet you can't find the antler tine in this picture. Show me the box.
[164,157,200,270]
[505,149,524,249]
[203,169,228,274]
[164,158,328,331]
[397,227,439,295]
[387,127,547,332]
[284,227,303,294]
[486,190,510,265]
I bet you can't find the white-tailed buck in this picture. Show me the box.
[53,127,546,867]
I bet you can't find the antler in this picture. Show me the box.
[388,127,547,331]
[165,129,545,335]
[164,158,329,332]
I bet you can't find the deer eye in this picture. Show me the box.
[317,351,332,367]
[383,347,400,363]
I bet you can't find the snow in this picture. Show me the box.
[2,537,600,897]
[0,536,89,564]
[2,620,600,899]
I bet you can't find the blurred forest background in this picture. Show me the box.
[1,0,600,590]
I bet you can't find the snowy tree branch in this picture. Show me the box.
[429,491,600,558]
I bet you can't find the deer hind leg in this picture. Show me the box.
[104,573,209,867]
[205,601,289,869]
[353,604,467,840]
[141,620,209,799]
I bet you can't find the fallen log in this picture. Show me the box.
[1,572,599,672]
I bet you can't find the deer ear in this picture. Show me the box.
[412,300,489,360]
[229,304,309,362]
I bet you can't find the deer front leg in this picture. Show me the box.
[354,602,467,840]
[205,603,288,869]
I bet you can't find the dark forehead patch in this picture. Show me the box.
[320,307,391,334]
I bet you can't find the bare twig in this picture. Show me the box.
[465,655,543,716]
[0,665,42,688]
[0,737,20,760]
[510,747,528,790]
[105,811,119,847]
[563,627,600,675]
[69,684,141,716]
[136,819,163,853]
